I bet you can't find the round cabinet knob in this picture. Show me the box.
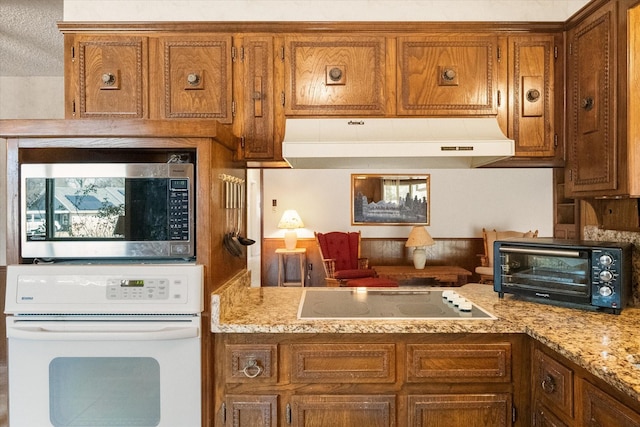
[599,254,614,267]
[526,89,541,102]
[328,67,343,82]
[599,286,613,297]
[581,96,594,111]
[442,69,457,81]
[101,73,115,85]
[187,73,200,85]
[599,270,613,282]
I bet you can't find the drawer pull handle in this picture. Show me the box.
[541,374,556,393]
[242,358,263,378]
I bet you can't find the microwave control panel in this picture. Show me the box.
[168,178,190,241]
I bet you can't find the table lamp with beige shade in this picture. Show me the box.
[278,209,304,250]
[405,226,435,269]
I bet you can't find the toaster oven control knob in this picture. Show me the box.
[599,270,614,282]
[599,254,614,267]
[599,286,613,297]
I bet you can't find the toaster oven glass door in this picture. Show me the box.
[498,247,590,298]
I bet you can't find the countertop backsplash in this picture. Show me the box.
[584,225,640,307]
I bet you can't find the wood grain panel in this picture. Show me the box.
[289,395,395,427]
[397,35,497,116]
[407,343,511,383]
[285,36,387,115]
[261,238,484,287]
[160,36,232,121]
[77,36,147,118]
[408,393,512,427]
[291,343,396,383]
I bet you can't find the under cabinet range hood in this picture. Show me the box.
[282,117,515,169]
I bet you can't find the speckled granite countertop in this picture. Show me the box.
[211,271,640,404]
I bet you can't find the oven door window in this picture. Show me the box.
[49,357,160,427]
[499,248,590,297]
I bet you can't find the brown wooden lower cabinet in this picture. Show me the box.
[214,333,529,427]
[532,342,640,427]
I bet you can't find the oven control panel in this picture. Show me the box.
[106,278,171,300]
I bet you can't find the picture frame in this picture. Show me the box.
[351,174,430,225]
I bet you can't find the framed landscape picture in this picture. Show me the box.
[351,174,430,225]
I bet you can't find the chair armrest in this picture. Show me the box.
[477,254,490,267]
[358,257,369,269]
[322,258,337,278]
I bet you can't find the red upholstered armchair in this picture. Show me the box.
[314,231,376,287]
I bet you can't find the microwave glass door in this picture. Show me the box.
[498,247,591,298]
[25,177,186,242]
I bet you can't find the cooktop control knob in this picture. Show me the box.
[599,286,613,297]
[599,270,614,282]
[599,254,614,267]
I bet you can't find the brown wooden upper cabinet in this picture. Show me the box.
[504,35,558,158]
[283,35,389,116]
[565,0,640,198]
[396,35,498,116]
[65,33,233,123]
[155,35,233,123]
[235,35,279,160]
[66,35,149,119]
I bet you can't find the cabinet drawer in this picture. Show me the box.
[291,343,396,383]
[225,344,277,383]
[533,348,573,419]
[407,343,511,383]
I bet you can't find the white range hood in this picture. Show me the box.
[282,117,515,169]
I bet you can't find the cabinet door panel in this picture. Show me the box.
[508,36,556,157]
[240,36,275,159]
[408,394,511,427]
[397,35,497,116]
[159,36,232,122]
[284,36,387,115]
[533,348,573,419]
[224,395,277,427]
[580,380,640,426]
[533,401,570,427]
[567,3,617,194]
[290,395,395,427]
[76,36,147,118]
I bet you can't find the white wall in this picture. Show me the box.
[64,0,589,22]
[264,168,553,240]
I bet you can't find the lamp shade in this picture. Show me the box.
[405,226,435,248]
[278,210,304,250]
[277,210,304,229]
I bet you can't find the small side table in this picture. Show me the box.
[276,248,306,287]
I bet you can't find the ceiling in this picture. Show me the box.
[0,0,590,78]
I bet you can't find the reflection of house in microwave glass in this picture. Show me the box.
[25,177,125,239]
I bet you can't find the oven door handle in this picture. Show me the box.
[6,325,200,341]
[499,247,582,257]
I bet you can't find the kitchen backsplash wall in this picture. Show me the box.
[584,225,640,307]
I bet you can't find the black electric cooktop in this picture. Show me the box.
[297,289,496,320]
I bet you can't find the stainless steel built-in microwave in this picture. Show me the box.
[21,163,194,260]
[494,238,632,314]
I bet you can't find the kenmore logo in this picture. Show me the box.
[535,293,550,299]
[20,296,34,301]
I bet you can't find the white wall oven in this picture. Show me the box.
[4,263,203,427]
